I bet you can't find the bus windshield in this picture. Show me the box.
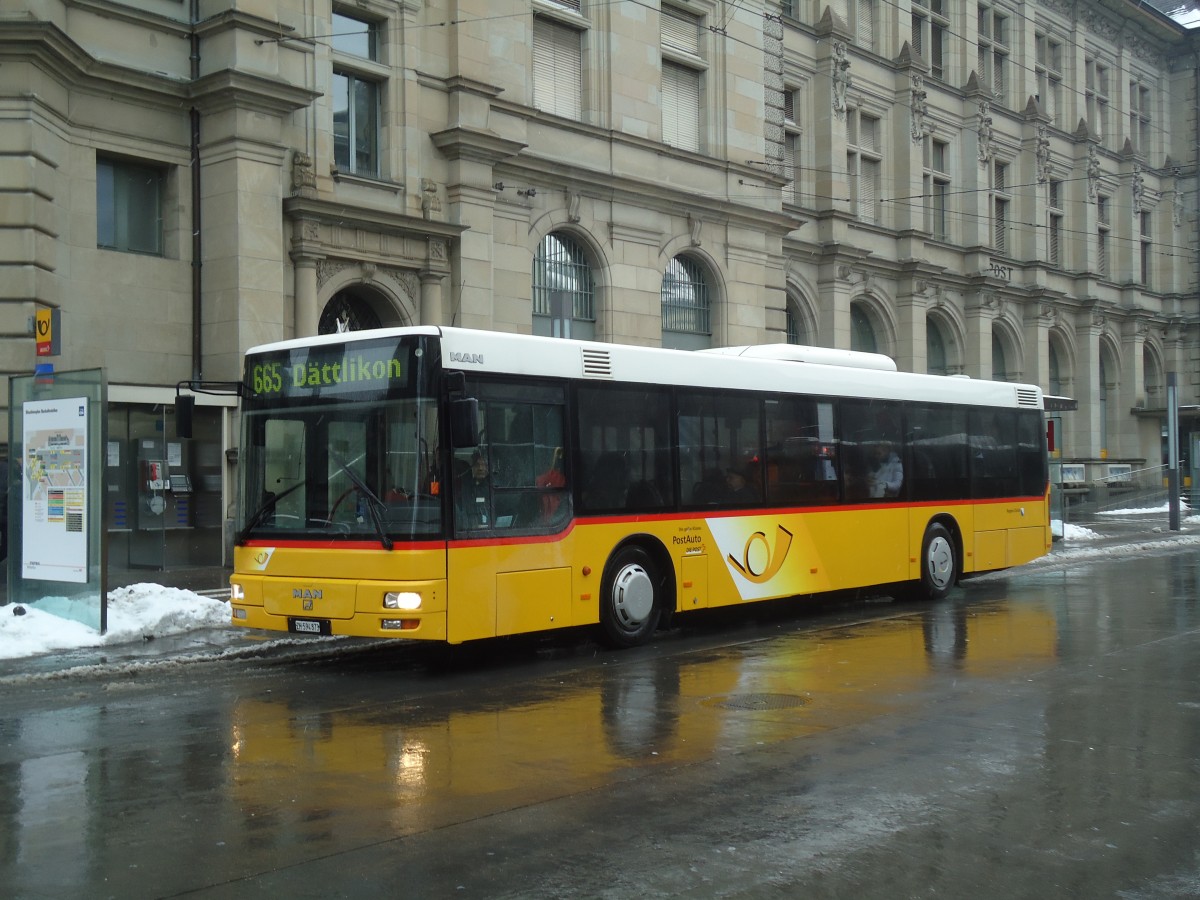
[238,336,443,542]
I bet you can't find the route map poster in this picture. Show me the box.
[22,397,89,583]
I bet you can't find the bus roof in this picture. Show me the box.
[247,326,1043,410]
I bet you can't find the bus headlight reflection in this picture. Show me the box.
[384,591,422,610]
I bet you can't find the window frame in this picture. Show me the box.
[1047,178,1064,269]
[96,155,167,256]
[533,231,596,340]
[977,3,1009,107]
[911,0,948,81]
[532,10,585,121]
[1085,56,1111,146]
[331,10,386,178]
[660,5,706,153]
[661,255,712,348]
[923,135,950,240]
[847,107,883,224]
[990,159,1011,255]
[1097,194,1111,279]
[1034,31,1063,128]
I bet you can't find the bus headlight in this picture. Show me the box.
[384,591,422,611]
[230,583,245,601]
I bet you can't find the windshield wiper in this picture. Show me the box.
[236,479,307,545]
[332,455,394,550]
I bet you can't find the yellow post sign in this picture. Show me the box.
[35,307,60,357]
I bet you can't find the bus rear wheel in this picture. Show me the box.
[914,522,957,601]
[599,546,662,648]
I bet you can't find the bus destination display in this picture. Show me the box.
[247,341,413,400]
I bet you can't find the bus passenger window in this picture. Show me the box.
[841,400,903,503]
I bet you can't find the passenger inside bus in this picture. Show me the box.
[866,440,903,498]
[455,450,492,528]
[536,448,566,521]
[723,464,759,504]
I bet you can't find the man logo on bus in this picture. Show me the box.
[727,525,794,584]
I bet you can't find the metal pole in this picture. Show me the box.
[1168,372,1180,531]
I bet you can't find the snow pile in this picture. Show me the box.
[1061,523,1101,541]
[0,584,229,661]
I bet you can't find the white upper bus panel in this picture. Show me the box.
[700,344,898,371]
[247,327,1043,411]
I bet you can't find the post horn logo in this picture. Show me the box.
[727,525,794,584]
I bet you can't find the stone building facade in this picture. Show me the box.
[1,0,1196,569]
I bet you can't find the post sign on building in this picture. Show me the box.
[35,307,60,357]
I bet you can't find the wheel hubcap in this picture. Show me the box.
[612,564,654,628]
[927,536,953,590]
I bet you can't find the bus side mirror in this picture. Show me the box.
[449,398,480,448]
[175,395,195,439]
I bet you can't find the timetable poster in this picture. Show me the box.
[22,397,89,583]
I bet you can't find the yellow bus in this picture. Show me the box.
[229,326,1050,647]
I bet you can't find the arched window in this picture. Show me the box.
[533,232,596,341]
[661,255,712,350]
[850,302,877,353]
[991,332,1008,381]
[927,318,948,375]
[785,295,808,345]
[1099,355,1109,453]
[1143,345,1163,407]
[319,290,382,334]
[1049,342,1063,396]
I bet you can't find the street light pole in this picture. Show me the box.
[1168,372,1180,531]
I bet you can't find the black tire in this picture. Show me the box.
[599,545,663,648]
[914,522,957,601]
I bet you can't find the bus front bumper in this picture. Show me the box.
[229,575,448,641]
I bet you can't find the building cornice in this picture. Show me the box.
[283,196,468,245]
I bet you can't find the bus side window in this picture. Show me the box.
[839,400,904,502]
[584,451,629,509]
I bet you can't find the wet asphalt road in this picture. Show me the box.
[2,544,1200,899]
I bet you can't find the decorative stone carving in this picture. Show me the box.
[568,191,581,223]
[688,213,702,247]
[1131,164,1145,215]
[977,101,994,164]
[1035,124,1051,183]
[316,259,352,289]
[291,151,317,197]
[1174,187,1184,229]
[832,42,851,121]
[384,268,420,301]
[911,74,928,143]
[429,239,447,262]
[1086,145,1101,202]
[420,179,441,220]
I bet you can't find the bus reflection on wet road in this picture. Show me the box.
[3,549,1199,898]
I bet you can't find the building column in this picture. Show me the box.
[1072,312,1105,459]
[1118,317,1150,461]
[964,289,999,379]
[420,272,444,326]
[293,256,319,338]
[1022,302,1056,392]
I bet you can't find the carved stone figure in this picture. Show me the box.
[832,42,851,121]
[977,101,994,163]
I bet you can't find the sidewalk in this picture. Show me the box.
[2,513,1196,682]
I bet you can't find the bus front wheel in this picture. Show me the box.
[914,522,957,601]
[599,546,662,648]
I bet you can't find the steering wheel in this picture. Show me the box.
[329,488,356,520]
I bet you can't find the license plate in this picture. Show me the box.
[289,618,330,635]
